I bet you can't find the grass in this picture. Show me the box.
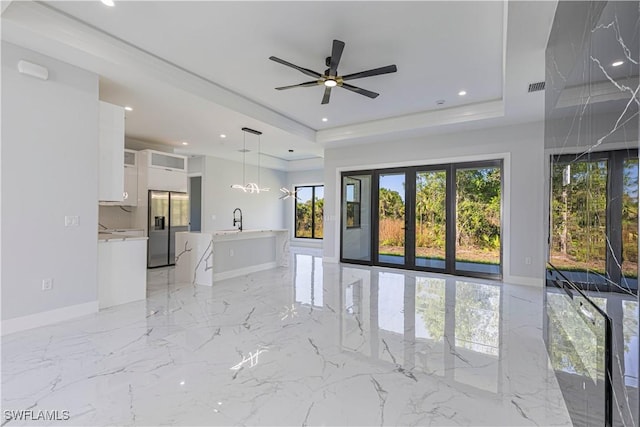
[378,217,501,265]
[550,252,638,278]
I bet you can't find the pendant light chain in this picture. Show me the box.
[242,130,246,186]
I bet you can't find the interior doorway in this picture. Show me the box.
[189,175,202,232]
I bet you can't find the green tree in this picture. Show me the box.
[379,187,404,219]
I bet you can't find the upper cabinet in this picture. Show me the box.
[148,151,187,172]
[99,149,138,206]
[123,149,138,206]
[139,150,188,193]
[98,101,125,202]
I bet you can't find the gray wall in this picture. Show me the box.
[1,42,99,320]
[202,156,287,232]
[323,120,545,285]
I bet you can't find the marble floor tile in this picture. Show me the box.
[2,248,572,426]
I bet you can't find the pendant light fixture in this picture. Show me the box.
[231,127,270,194]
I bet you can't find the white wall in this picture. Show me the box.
[202,156,286,232]
[323,120,545,286]
[1,42,99,325]
[284,169,324,246]
[188,155,204,174]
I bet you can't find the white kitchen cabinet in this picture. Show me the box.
[123,150,138,206]
[98,101,125,202]
[148,151,187,172]
[100,149,138,206]
[147,167,188,192]
[141,150,188,192]
[98,237,147,309]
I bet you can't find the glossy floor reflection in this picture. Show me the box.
[545,287,638,427]
[2,249,571,426]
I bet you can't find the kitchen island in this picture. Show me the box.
[174,230,289,286]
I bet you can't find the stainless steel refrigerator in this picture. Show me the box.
[148,191,189,268]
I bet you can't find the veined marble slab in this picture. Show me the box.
[175,230,289,286]
[0,249,573,426]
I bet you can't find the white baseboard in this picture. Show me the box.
[1,300,98,336]
[504,275,544,287]
[212,261,278,282]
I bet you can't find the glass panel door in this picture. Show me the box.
[415,169,447,270]
[342,173,372,263]
[455,165,502,276]
[377,172,407,265]
[621,158,638,291]
[550,159,608,283]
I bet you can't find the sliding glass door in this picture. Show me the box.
[415,169,447,270]
[341,160,503,280]
[341,173,373,264]
[376,171,407,266]
[455,164,502,276]
[549,150,638,292]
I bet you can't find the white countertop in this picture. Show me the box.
[179,229,288,236]
[176,229,288,242]
[98,233,148,242]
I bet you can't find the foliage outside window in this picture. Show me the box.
[550,150,638,283]
[295,185,324,239]
[345,180,361,228]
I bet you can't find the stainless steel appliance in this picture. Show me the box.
[148,191,189,268]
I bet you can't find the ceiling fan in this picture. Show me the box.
[269,39,397,105]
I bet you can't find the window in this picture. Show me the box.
[549,149,638,292]
[345,178,361,228]
[295,185,324,239]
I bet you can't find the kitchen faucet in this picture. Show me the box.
[233,208,243,231]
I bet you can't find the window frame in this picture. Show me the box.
[345,178,362,229]
[294,184,324,239]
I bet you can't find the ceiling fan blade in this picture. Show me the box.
[341,64,398,81]
[341,83,379,99]
[275,81,320,90]
[329,39,345,76]
[321,87,332,104]
[269,56,322,79]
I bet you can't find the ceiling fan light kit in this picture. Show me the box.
[270,39,397,104]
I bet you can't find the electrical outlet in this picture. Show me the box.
[229,249,234,257]
[524,257,532,265]
[65,215,79,227]
[42,278,53,291]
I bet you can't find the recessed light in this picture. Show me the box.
[458,90,467,96]
[100,0,115,7]
[612,60,624,67]
[181,141,188,146]
[124,106,133,111]
[179,381,185,386]
[321,117,328,122]
[220,134,227,139]
[436,99,445,105]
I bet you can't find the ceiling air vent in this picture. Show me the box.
[528,81,545,92]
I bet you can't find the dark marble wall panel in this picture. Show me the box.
[545,1,639,426]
